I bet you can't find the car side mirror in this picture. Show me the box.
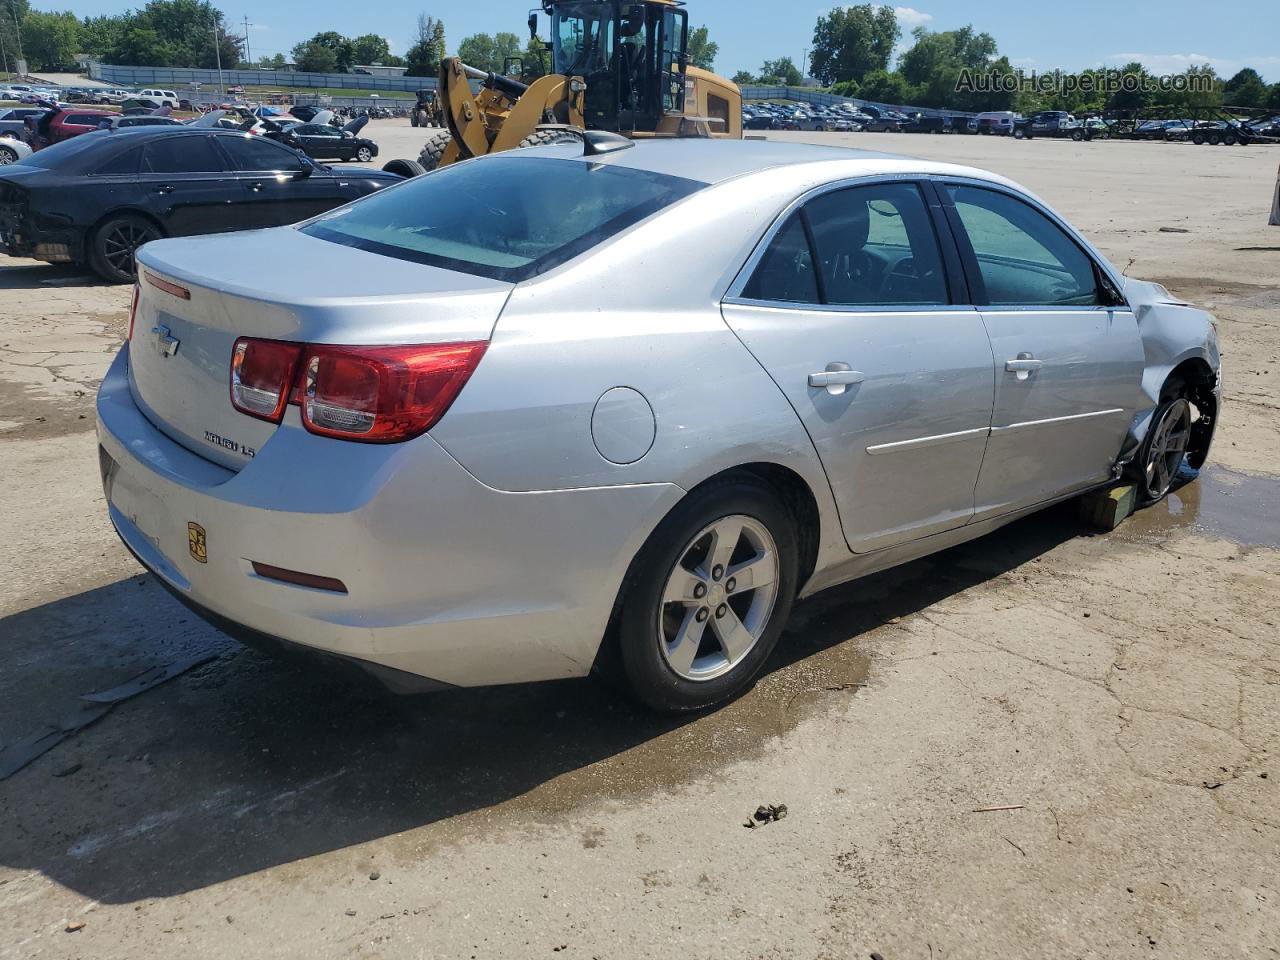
[293,155,313,178]
[528,12,538,39]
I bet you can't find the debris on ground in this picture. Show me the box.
[972,804,1024,813]
[369,871,381,881]
[65,921,85,933]
[744,803,789,828]
[0,651,217,780]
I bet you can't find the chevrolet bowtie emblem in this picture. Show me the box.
[151,324,180,358]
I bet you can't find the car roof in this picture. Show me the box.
[511,137,1004,189]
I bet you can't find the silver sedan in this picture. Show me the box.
[97,136,1222,712]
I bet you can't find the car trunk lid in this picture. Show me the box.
[128,227,512,471]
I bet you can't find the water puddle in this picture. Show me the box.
[1119,464,1280,549]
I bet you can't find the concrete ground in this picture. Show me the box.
[1,128,1278,960]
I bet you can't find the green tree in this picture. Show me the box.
[1223,67,1267,107]
[810,4,899,87]
[731,69,753,86]
[0,0,32,74]
[687,25,717,71]
[292,39,338,73]
[256,52,286,69]
[758,56,803,86]
[21,9,81,70]
[898,26,996,87]
[521,36,548,80]
[857,68,915,104]
[1107,61,1155,110]
[108,23,171,66]
[456,31,522,73]
[350,33,391,66]
[405,15,445,77]
[1267,82,1280,110]
[292,30,353,71]
[80,14,125,59]
[138,0,239,69]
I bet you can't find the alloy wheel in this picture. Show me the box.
[102,222,155,277]
[657,515,780,682]
[1144,398,1192,500]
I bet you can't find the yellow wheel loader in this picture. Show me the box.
[419,0,742,171]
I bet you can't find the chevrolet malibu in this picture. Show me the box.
[97,137,1222,712]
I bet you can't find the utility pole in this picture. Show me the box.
[212,18,224,98]
[242,16,252,66]
[11,7,24,70]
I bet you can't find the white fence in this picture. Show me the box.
[89,62,437,94]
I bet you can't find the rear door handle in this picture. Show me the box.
[809,364,866,396]
[154,184,174,195]
[1005,354,1043,380]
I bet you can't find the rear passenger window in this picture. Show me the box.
[945,184,1100,306]
[94,146,141,176]
[742,213,818,304]
[144,136,224,174]
[805,183,949,306]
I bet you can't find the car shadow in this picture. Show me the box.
[0,501,1087,904]
[0,259,105,290]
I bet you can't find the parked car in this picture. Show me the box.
[93,137,1221,712]
[861,106,908,132]
[975,111,1017,135]
[0,127,403,282]
[1014,111,1087,140]
[276,116,379,162]
[98,114,185,130]
[96,89,135,105]
[0,106,46,139]
[743,113,777,131]
[903,114,953,134]
[138,89,180,108]
[121,98,164,114]
[26,106,116,147]
[0,136,32,164]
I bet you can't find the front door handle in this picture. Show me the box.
[154,185,174,195]
[249,182,264,192]
[1005,353,1043,380]
[809,363,866,396]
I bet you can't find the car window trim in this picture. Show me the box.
[725,174,970,313]
[936,177,1131,311]
[142,133,228,176]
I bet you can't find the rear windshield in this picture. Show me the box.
[301,155,706,281]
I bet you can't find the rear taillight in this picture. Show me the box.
[231,337,303,422]
[300,343,487,442]
[228,338,486,442]
[127,283,140,341]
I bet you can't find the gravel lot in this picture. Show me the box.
[1,126,1278,960]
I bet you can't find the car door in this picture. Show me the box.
[295,123,341,158]
[722,180,996,554]
[216,133,349,226]
[939,182,1145,518]
[140,134,245,235]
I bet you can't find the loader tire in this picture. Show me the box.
[418,130,454,171]
[515,129,584,149]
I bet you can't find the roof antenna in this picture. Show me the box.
[582,130,634,156]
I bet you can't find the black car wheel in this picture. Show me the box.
[89,214,162,284]
[355,145,373,162]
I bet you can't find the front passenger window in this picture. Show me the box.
[945,185,1100,306]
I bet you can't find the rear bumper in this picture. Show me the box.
[96,347,684,689]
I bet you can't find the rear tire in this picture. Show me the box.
[88,214,162,284]
[515,128,584,149]
[418,129,454,171]
[382,158,426,178]
[1071,129,1084,141]
[614,476,799,713]
[355,146,373,162]
[0,143,18,164]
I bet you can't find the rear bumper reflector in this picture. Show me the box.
[143,270,191,300]
[250,561,348,594]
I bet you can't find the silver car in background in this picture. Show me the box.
[97,137,1221,712]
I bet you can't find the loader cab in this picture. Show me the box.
[546,0,688,134]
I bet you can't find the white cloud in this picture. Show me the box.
[893,6,933,28]
[1102,52,1280,78]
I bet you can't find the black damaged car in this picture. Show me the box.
[0,126,402,282]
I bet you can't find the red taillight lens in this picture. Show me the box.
[231,337,303,422]
[299,342,487,442]
[127,284,140,341]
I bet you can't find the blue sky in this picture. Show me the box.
[50,0,1280,82]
